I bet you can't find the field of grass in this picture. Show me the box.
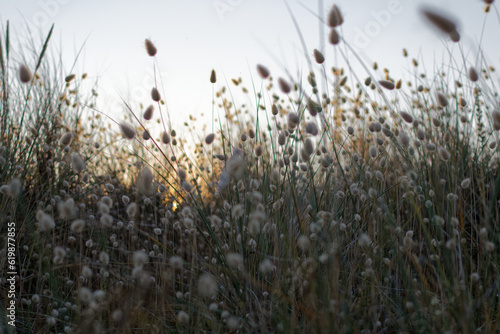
[1,3,500,333]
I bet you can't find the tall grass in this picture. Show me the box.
[1,3,500,333]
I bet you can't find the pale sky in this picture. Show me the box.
[2,0,499,130]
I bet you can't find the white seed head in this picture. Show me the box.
[177,311,189,324]
[305,122,319,135]
[205,133,215,144]
[120,123,136,140]
[100,214,113,227]
[70,219,85,233]
[379,80,395,90]
[259,259,274,274]
[399,131,411,147]
[60,132,73,146]
[297,235,310,250]
[127,202,138,218]
[143,105,154,120]
[151,87,161,102]
[145,39,157,56]
[137,167,153,194]
[278,78,291,94]
[358,233,371,247]
[328,5,344,27]
[369,146,378,158]
[169,256,183,269]
[256,64,270,79]
[400,111,413,123]
[438,147,451,161]
[469,67,479,82]
[225,252,243,269]
[461,178,471,189]
[133,251,149,268]
[197,273,218,297]
[19,64,32,83]
[161,131,171,144]
[437,93,448,107]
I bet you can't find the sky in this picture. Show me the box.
[1,0,499,131]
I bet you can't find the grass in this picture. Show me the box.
[1,3,500,333]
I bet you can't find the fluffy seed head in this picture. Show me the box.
[226,252,243,269]
[288,112,300,129]
[272,104,279,115]
[71,219,85,233]
[210,69,216,83]
[232,204,244,218]
[461,178,471,189]
[491,110,500,130]
[469,67,479,82]
[178,168,187,180]
[256,64,270,79]
[120,123,136,140]
[259,259,274,274]
[205,133,215,144]
[162,131,171,144]
[82,173,90,183]
[297,235,310,250]
[133,251,149,268]
[255,145,263,157]
[71,152,86,173]
[60,132,73,146]
[37,210,55,231]
[304,138,315,155]
[198,273,218,297]
[369,146,378,158]
[438,147,451,161]
[278,132,286,146]
[151,87,161,102]
[305,122,318,136]
[379,80,395,90]
[417,129,426,141]
[143,105,154,120]
[307,98,322,116]
[422,8,457,34]
[358,233,371,247]
[278,78,291,94]
[100,214,113,227]
[329,29,340,45]
[65,74,76,83]
[145,39,157,56]
[177,311,189,324]
[19,64,32,83]
[400,111,413,123]
[53,246,66,264]
[127,202,138,218]
[58,198,76,220]
[449,29,460,42]
[169,256,183,269]
[328,5,343,27]
[432,117,441,127]
[437,93,448,107]
[313,49,325,64]
[399,131,411,147]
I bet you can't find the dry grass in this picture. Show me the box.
[1,4,500,333]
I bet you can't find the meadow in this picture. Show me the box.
[1,3,500,333]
